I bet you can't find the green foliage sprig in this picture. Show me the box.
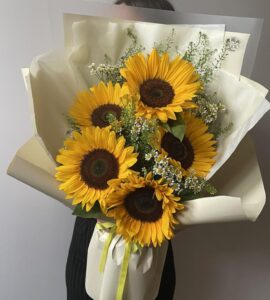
[89,28,145,84]
[154,29,176,55]
[65,115,81,136]
[107,99,160,174]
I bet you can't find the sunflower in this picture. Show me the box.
[105,173,184,247]
[160,112,217,177]
[55,127,138,211]
[69,81,129,128]
[120,49,201,122]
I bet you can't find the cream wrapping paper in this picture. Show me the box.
[6,16,270,300]
[63,15,249,80]
[207,70,269,179]
[86,228,168,300]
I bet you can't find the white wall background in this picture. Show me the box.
[0,0,269,299]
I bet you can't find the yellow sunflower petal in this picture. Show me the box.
[69,81,129,129]
[55,127,137,209]
[105,172,183,247]
[159,112,217,177]
[120,49,200,122]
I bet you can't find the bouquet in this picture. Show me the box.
[8,12,270,300]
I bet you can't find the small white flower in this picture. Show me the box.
[145,153,152,161]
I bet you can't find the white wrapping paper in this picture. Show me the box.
[86,227,168,300]
[63,14,248,79]
[7,15,270,300]
[207,70,269,179]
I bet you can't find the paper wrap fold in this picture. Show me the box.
[86,226,168,300]
[7,15,270,300]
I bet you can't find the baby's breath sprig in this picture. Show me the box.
[193,92,226,125]
[65,115,81,136]
[89,62,122,84]
[209,121,233,140]
[203,181,218,195]
[183,174,206,194]
[88,28,145,84]
[183,32,240,85]
[107,99,160,174]
[183,32,217,84]
[119,28,145,66]
[192,92,233,140]
[154,29,176,55]
[146,150,183,193]
[213,37,241,71]
[180,173,217,200]
[130,117,159,151]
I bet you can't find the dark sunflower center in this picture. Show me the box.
[91,104,122,128]
[140,79,174,108]
[161,132,194,169]
[80,149,119,190]
[124,187,163,222]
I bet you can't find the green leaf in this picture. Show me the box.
[73,202,104,219]
[180,190,201,201]
[169,114,186,141]
[72,202,113,222]
[162,122,172,133]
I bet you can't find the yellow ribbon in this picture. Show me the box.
[116,242,141,300]
[96,222,141,300]
[96,222,116,273]
[116,242,131,300]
